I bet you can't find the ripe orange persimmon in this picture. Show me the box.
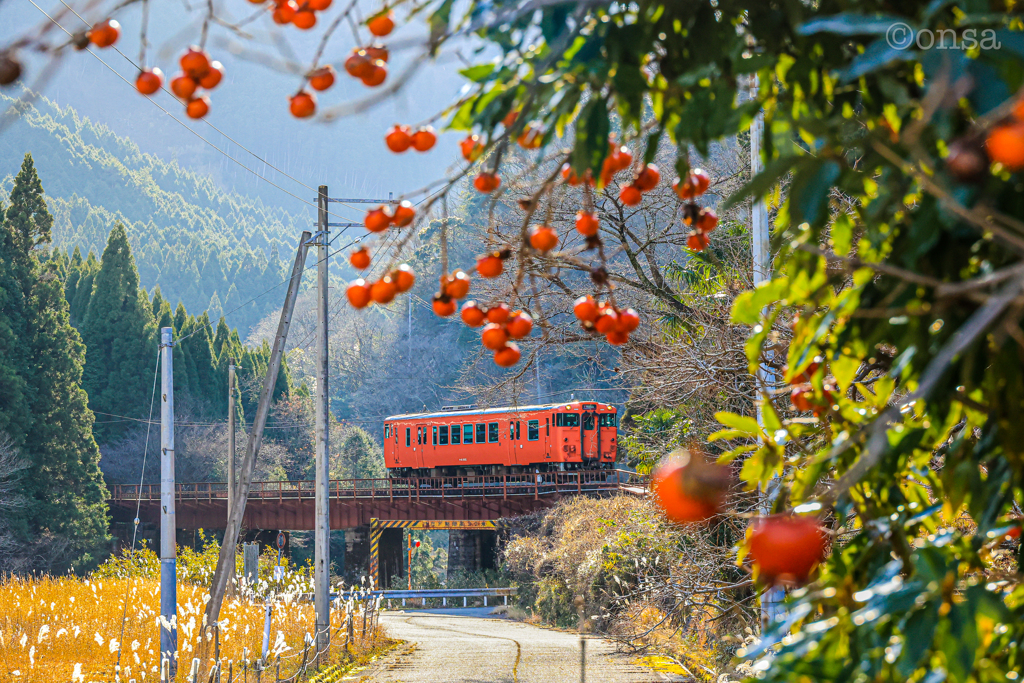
[473,172,501,193]
[673,169,711,200]
[562,164,582,186]
[494,342,521,367]
[790,385,813,412]
[289,91,316,118]
[749,515,829,585]
[460,134,484,162]
[273,1,298,23]
[199,61,224,89]
[481,323,509,350]
[687,232,710,251]
[89,19,120,48]
[186,96,210,119]
[411,127,437,152]
[606,330,629,346]
[361,61,387,86]
[594,308,618,334]
[652,452,730,524]
[344,52,372,78]
[368,11,395,37]
[364,207,391,232]
[364,45,388,62]
[444,270,471,299]
[634,164,660,192]
[461,301,486,327]
[308,0,332,9]
[517,126,542,149]
[528,225,558,252]
[371,278,397,304]
[386,125,412,152]
[392,264,415,292]
[170,75,197,99]
[506,311,533,339]
[309,66,335,91]
[180,47,211,78]
[391,201,415,227]
[573,296,598,323]
[696,208,718,232]
[293,9,317,29]
[349,247,371,270]
[432,295,457,317]
[986,122,1024,170]
[617,308,640,332]
[136,68,163,95]
[619,184,642,206]
[486,303,510,324]
[346,279,372,308]
[575,211,599,237]
[476,254,503,278]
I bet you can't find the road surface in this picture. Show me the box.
[356,608,684,682]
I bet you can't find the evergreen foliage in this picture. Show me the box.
[0,153,107,572]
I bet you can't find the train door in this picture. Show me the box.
[598,412,617,462]
[581,404,599,463]
[415,423,429,470]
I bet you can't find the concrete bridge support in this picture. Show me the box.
[447,530,497,578]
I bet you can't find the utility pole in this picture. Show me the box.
[227,360,236,526]
[159,327,177,680]
[748,75,784,627]
[205,231,312,631]
[314,185,331,657]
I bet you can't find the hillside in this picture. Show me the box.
[0,90,312,333]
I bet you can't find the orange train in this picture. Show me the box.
[382,401,619,477]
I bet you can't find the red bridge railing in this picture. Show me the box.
[108,470,648,504]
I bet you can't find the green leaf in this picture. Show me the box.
[459,63,496,83]
[897,601,940,676]
[722,155,799,211]
[831,355,860,392]
[572,96,610,175]
[788,159,841,226]
[797,13,908,36]
[731,278,788,325]
[714,412,763,438]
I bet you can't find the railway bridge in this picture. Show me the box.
[108,470,646,585]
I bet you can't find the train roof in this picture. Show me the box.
[384,401,616,422]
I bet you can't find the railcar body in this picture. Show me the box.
[382,401,618,476]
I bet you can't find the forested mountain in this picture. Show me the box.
[0,91,308,334]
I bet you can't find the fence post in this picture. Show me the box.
[227,661,233,683]
[580,638,587,683]
[275,656,280,683]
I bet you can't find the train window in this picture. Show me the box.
[556,413,580,427]
[516,421,521,440]
[405,427,411,447]
[546,418,549,436]
[464,424,473,443]
[583,413,595,430]
[528,420,539,441]
[417,427,422,445]
[451,425,461,444]
[476,423,486,442]
[439,425,449,445]
[599,414,617,427]
[509,423,514,440]
[432,426,438,445]
[384,424,390,439]
[488,422,499,443]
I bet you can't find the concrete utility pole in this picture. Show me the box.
[205,231,312,631]
[748,75,784,627]
[159,327,177,680]
[314,185,331,656]
[227,360,236,526]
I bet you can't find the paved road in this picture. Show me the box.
[356,608,684,682]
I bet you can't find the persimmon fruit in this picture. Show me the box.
[652,451,730,524]
[344,52,372,78]
[349,247,371,270]
[573,296,598,323]
[506,311,533,339]
[476,253,503,278]
[674,169,711,199]
[575,211,599,237]
[361,62,387,86]
[985,122,1024,171]
[473,172,501,193]
[89,19,120,48]
[386,125,412,152]
[371,278,397,304]
[687,232,710,251]
[363,45,388,62]
[617,308,640,332]
[292,9,317,28]
[136,68,163,95]
[392,264,415,292]
[199,62,223,89]
[171,75,197,99]
[481,324,509,350]
[273,1,298,24]
[186,96,210,119]
[309,66,335,91]
[486,303,511,324]
[606,330,629,346]
[368,11,395,37]
[494,343,521,367]
[432,295,456,317]
[391,201,415,227]
[696,209,718,233]
[594,308,618,334]
[289,91,316,118]
[411,127,437,152]
[180,47,211,78]
[461,302,486,327]
[619,184,642,206]
[346,279,372,309]
[528,225,558,252]
[634,164,660,192]
[364,207,391,232]
[749,515,829,585]
[460,135,484,162]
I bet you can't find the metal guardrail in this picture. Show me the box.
[334,587,517,608]
[109,470,648,503]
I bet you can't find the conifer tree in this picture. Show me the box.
[0,153,107,569]
[81,223,156,441]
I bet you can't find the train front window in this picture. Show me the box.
[583,413,595,430]
[439,425,449,445]
[556,413,580,427]
[384,424,390,438]
[432,426,438,445]
[451,425,461,444]
[476,423,486,442]
[528,420,539,441]
[599,414,617,427]
[488,422,499,443]
[406,427,411,447]
[464,424,473,443]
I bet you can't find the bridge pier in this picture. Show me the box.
[447,530,497,579]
